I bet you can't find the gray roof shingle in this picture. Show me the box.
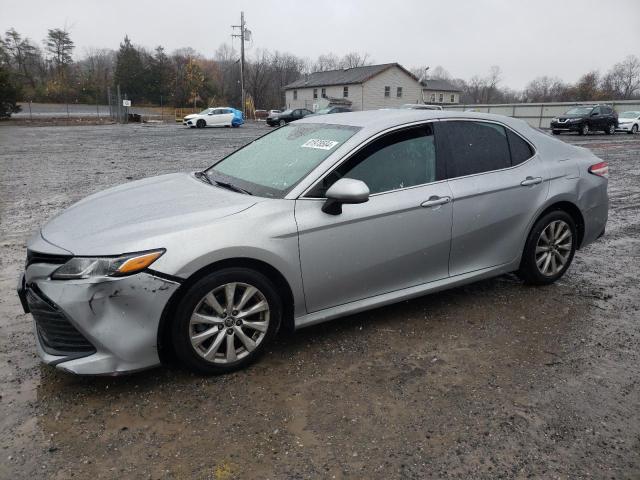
[284,63,417,89]
[420,79,460,92]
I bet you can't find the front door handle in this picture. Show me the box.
[520,176,543,186]
[421,196,451,208]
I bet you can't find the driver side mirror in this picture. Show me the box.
[322,178,370,215]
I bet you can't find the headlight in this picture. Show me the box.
[552,118,559,122]
[51,249,165,280]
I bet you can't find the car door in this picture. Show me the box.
[295,123,453,313]
[221,108,234,126]
[205,109,219,126]
[437,120,549,276]
[590,106,602,130]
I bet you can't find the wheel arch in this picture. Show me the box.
[156,257,296,364]
[531,200,585,249]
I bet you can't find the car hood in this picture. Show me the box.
[184,114,199,119]
[559,114,586,119]
[40,173,258,255]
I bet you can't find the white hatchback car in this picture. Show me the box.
[616,111,640,134]
[183,108,236,128]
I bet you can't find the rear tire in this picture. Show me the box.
[171,268,282,375]
[604,123,615,135]
[630,124,638,135]
[518,210,577,286]
[196,119,206,129]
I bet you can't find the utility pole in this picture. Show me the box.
[232,11,248,117]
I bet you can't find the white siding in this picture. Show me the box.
[285,85,363,111]
[361,66,423,110]
[423,89,460,105]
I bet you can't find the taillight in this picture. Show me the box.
[589,161,608,178]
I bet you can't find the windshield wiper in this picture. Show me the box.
[194,171,213,185]
[213,179,253,195]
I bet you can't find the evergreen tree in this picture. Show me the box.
[0,65,22,117]
[113,35,146,102]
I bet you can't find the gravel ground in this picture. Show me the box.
[0,122,638,480]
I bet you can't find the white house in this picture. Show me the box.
[283,63,424,111]
[421,79,461,105]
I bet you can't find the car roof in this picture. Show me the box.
[295,108,531,133]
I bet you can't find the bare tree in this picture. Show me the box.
[340,52,373,68]
[573,71,601,101]
[313,53,340,72]
[484,65,502,103]
[616,55,640,99]
[466,75,486,103]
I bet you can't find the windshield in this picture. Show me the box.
[206,123,361,198]
[620,111,640,118]
[315,108,332,114]
[199,108,213,115]
[279,109,292,115]
[565,107,593,115]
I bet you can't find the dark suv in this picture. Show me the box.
[551,105,618,135]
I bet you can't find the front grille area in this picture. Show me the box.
[26,286,95,356]
[26,249,72,268]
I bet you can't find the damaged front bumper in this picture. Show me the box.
[19,262,180,375]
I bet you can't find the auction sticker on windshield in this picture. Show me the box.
[301,139,340,150]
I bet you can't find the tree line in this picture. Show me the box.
[1,26,639,118]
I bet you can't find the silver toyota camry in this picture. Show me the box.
[17,110,609,375]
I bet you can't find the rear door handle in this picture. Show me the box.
[520,176,543,186]
[421,196,451,208]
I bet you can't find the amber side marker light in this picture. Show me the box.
[115,251,164,275]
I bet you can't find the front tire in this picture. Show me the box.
[171,268,282,375]
[196,119,206,129]
[518,210,577,285]
[279,119,286,127]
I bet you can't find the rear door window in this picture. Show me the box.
[439,121,511,178]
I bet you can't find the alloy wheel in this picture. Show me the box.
[609,124,615,134]
[189,282,270,364]
[581,124,589,135]
[633,125,638,134]
[279,120,286,127]
[535,220,573,276]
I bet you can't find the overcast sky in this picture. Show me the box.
[2,0,639,89]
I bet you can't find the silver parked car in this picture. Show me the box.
[17,110,609,375]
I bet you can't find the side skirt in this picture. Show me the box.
[293,262,518,330]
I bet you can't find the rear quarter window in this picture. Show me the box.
[507,129,535,166]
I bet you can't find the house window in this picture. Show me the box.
[430,93,435,102]
[396,87,403,98]
[321,88,326,98]
[450,94,455,103]
[438,93,443,103]
[313,89,318,99]
[293,90,298,100]
[384,86,390,97]
[343,86,349,98]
